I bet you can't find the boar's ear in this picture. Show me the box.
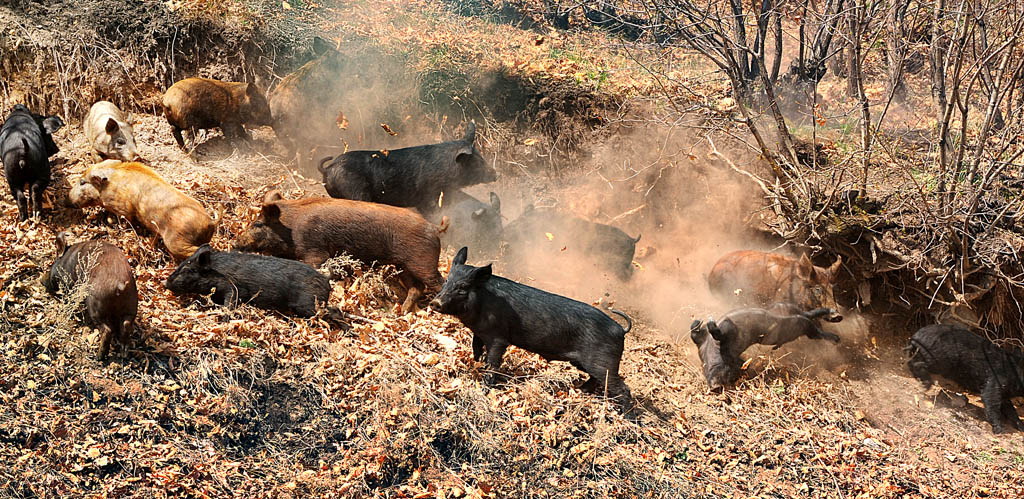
[453,247,468,267]
[193,245,213,267]
[42,116,64,134]
[312,36,334,56]
[828,254,842,278]
[689,320,704,343]
[263,190,284,205]
[245,82,261,99]
[105,117,119,134]
[464,121,476,143]
[707,320,726,342]
[471,208,485,220]
[55,232,70,256]
[470,263,492,284]
[260,203,282,223]
[489,192,501,212]
[796,254,814,280]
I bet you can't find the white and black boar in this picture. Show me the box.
[906,324,1024,434]
[84,101,140,162]
[41,232,138,360]
[232,190,445,313]
[0,104,64,220]
[317,122,497,214]
[433,190,502,256]
[162,77,273,149]
[502,205,640,281]
[690,305,841,391]
[165,244,333,319]
[429,247,635,414]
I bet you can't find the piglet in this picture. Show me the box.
[430,247,635,414]
[42,232,138,360]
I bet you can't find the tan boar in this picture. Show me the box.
[162,77,273,149]
[83,101,140,162]
[68,160,215,260]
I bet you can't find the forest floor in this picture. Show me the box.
[2,1,1023,498]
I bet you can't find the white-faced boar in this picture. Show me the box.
[708,250,842,311]
[84,101,140,162]
[432,190,502,256]
[162,77,273,149]
[0,104,64,220]
[232,190,444,313]
[502,205,640,281]
[68,160,215,260]
[690,305,841,391]
[317,122,497,214]
[42,233,138,360]
[907,324,1024,434]
[165,244,333,318]
[430,247,635,414]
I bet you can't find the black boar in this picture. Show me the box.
[429,247,635,413]
[0,104,64,220]
[502,205,640,281]
[708,250,842,312]
[906,324,1024,434]
[162,77,273,149]
[42,232,138,360]
[317,122,497,214]
[84,101,140,162]
[432,190,502,256]
[165,244,333,318]
[690,305,841,391]
[233,190,444,313]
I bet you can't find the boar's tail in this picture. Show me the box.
[317,156,334,175]
[611,309,632,334]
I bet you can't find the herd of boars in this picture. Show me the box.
[2,68,1022,431]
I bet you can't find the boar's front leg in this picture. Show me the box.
[809,327,840,343]
[97,323,115,361]
[1001,398,1024,431]
[981,380,1008,434]
[472,334,485,362]
[482,338,509,386]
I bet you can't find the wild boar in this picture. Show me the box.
[42,232,138,360]
[162,77,273,149]
[0,104,64,220]
[906,324,1024,434]
[430,247,635,414]
[432,190,502,256]
[502,205,640,281]
[166,244,334,319]
[232,190,444,313]
[317,122,497,214]
[68,160,215,260]
[690,305,841,391]
[269,41,346,166]
[84,101,140,162]
[708,250,842,311]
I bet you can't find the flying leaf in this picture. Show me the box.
[381,123,398,136]
[336,111,349,130]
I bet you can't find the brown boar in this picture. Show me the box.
[68,160,215,260]
[83,101,140,162]
[162,77,273,149]
[233,190,443,313]
[707,250,842,312]
[41,233,138,360]
[269,47,346,167]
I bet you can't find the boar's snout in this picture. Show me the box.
[428,297,442,310]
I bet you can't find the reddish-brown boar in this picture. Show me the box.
[707,250,842,311]
[68,160,215,260]
[233,190,444,313]
[42,233,138,360]
[162,77,273,149]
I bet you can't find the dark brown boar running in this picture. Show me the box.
[162,77,273,149]
[708,250,842,312]
[233,190,444,313]
[41,233,138,360]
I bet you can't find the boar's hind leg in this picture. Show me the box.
[118,319,134,347]
[30,181,45,219]
[398,273,423,314]
[12,186,29,221]
[981,380,1008,433]
[97,323,115,360]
